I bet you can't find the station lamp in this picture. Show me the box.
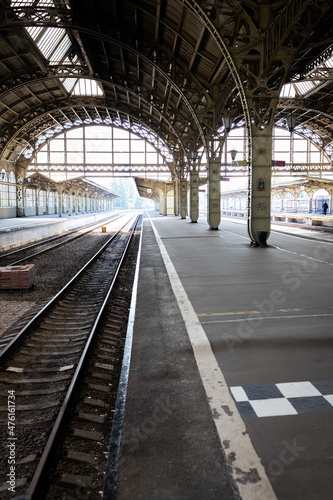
[177,163,184,177]
[191,150,199,162]
[286,114,297,133]
[222,115,233,134]
[230,149,238,162]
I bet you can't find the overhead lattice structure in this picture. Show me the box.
[0,0,333,243]
[0,0,331,163]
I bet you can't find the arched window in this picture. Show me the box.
[272,194,281,211]
[284,192,294,212]
[26,188,36,207]
[62,192,68,212]
[313,188,330,214]
[296,191,309,212]
[48,191,56,214]
[0,169,8,207]
[8,172,16,208]
[39,190,47,212]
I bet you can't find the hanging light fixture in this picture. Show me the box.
[222,115,233,134]
[229,149,238,161]
[177,163,184,176]
[191,150,198,161]
[286,114,297,133]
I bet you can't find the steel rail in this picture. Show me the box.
[0,212,137,363]
[25,214,140,500]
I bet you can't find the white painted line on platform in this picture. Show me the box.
[148,217,278,500]
[222,229,249,240]
[222,228,333,265]
[201,313,333,324]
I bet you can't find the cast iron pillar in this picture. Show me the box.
[58,190,62,217]
[247,125,273,246]
[180,176,188,219]
[189,170,199,222]
[207,159,221,230]
[160,187,167,216]
[174,177,179,216]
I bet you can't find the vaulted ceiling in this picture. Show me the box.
[0,0,332,168]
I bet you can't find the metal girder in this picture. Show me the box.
[0,0,333,238]
[264,0,312,67]
[0,92,188,161]
[28,164,171,174]
[0,7,212,153]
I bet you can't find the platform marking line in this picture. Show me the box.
[200,313,333,324]
[148,218,277,500]
[222,229,333,266]
[221,219,333,246]
[197,307,324,317]
[230,380,333,418]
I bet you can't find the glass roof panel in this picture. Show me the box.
[281,49,333,97]
[60,78,77,93]
[11,1,55,6]
[325,55,333,68]
[37,28,65,59]
[60,78,104,96]
[26,26,44,40]
[49,35,72,65]
[280,83,296,98]
[73,79,103,96]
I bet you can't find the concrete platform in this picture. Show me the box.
[116,212,333,500]
[0,211,118,251]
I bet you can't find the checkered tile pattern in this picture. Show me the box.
[230,380,333,418]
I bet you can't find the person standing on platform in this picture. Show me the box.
[322,201,328,215]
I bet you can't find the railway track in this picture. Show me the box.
[0,212,142,499]
[0,212,125,266]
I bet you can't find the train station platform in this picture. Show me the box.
[116,211,333,500]
[0,211,118,252]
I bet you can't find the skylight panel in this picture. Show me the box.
[61,78,77,93]
[295,81,313,93]
[26,26,44,41]
[325,55,333,68]
[37,28,65,60]
[18,6,80,67]
[49,35,71,65]
[71,79,104,96]
[11,1,54,6]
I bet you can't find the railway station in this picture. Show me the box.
[0,1,333,500]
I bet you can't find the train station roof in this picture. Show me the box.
[0,1,332,173]
[23,172,119,198]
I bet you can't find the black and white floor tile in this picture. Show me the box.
[230,380,333,418]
